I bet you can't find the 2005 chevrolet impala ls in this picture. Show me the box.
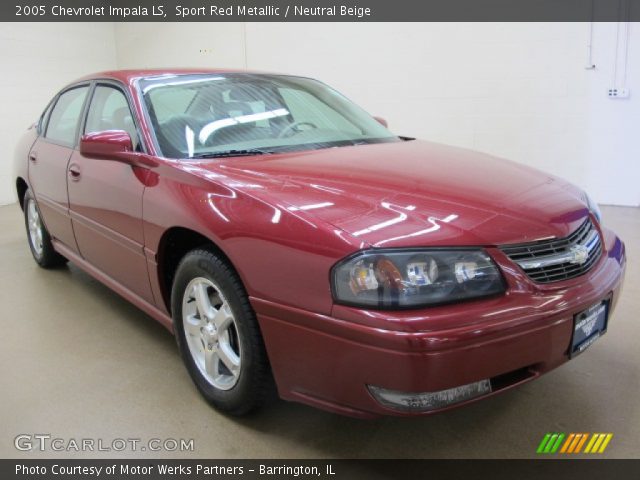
[14,70,626,417]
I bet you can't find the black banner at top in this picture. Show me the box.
[3,0,640,22]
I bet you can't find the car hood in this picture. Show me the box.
[208,140,589,248]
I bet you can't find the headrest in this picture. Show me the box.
[111,107,132,127]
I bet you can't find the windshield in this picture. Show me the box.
[139,73,399,158]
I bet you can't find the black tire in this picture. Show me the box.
[23,189,67,269]
[171,248,272,415]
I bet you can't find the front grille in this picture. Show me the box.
[500,218,602,283]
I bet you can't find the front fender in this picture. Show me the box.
[142,165,362,316]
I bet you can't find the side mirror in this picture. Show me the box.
[373,116,388,128]
[80,130,157,168]
[80,130,133,160]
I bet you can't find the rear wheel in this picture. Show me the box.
[23,189,67,268]
[171,248,272,415]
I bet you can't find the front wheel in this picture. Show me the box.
[171,248,272,415]
[23,189,67,268]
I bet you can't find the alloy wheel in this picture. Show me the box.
[26,198,43,257]
[181,277,242,390]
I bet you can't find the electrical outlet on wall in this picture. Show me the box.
[608,88,630,99]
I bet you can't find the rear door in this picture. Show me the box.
[28,85,90,253]
[67,82,154,303]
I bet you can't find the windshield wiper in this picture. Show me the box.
[191,148,272,159]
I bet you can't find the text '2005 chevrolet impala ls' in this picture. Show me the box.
[14,70,626,417]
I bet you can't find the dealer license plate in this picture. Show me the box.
[570,300,609,357]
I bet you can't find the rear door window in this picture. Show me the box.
[44,86,89,147]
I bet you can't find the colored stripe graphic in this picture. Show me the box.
[584,433,599,453]
[550,433,565,453]
[591,434,606,453]
[585,433,614,453]
[560,433,576,453]
[568,434,583,453]
[560,433,575,453]
[537,433,552,454]
[574,433,589,453]
[598,434,613,453]
[537,433,565,454]
[544,433,558,453]
[538,433,613,454]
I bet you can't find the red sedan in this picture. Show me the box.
[14,69,626,417]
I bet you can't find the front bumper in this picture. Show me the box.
[252,227,626,418]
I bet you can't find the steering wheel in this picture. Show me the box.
[277,121,318,138]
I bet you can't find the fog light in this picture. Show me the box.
[368,379,492,412]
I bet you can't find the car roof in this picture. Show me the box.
[71,68,278,85]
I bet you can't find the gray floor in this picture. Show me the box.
[0,204,638,459]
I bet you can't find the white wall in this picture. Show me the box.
[2,22,638,206]
[0,22,117,205]
[584,23,640,207]
[114,23,246,70]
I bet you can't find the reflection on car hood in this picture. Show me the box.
[205,140,589,248]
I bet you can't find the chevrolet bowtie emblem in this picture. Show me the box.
[569,244,589,265]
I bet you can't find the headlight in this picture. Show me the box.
[584,192,602,224]
[331,249,505,309]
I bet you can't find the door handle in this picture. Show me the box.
[68,164,81,181]
[29,152,37,162]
